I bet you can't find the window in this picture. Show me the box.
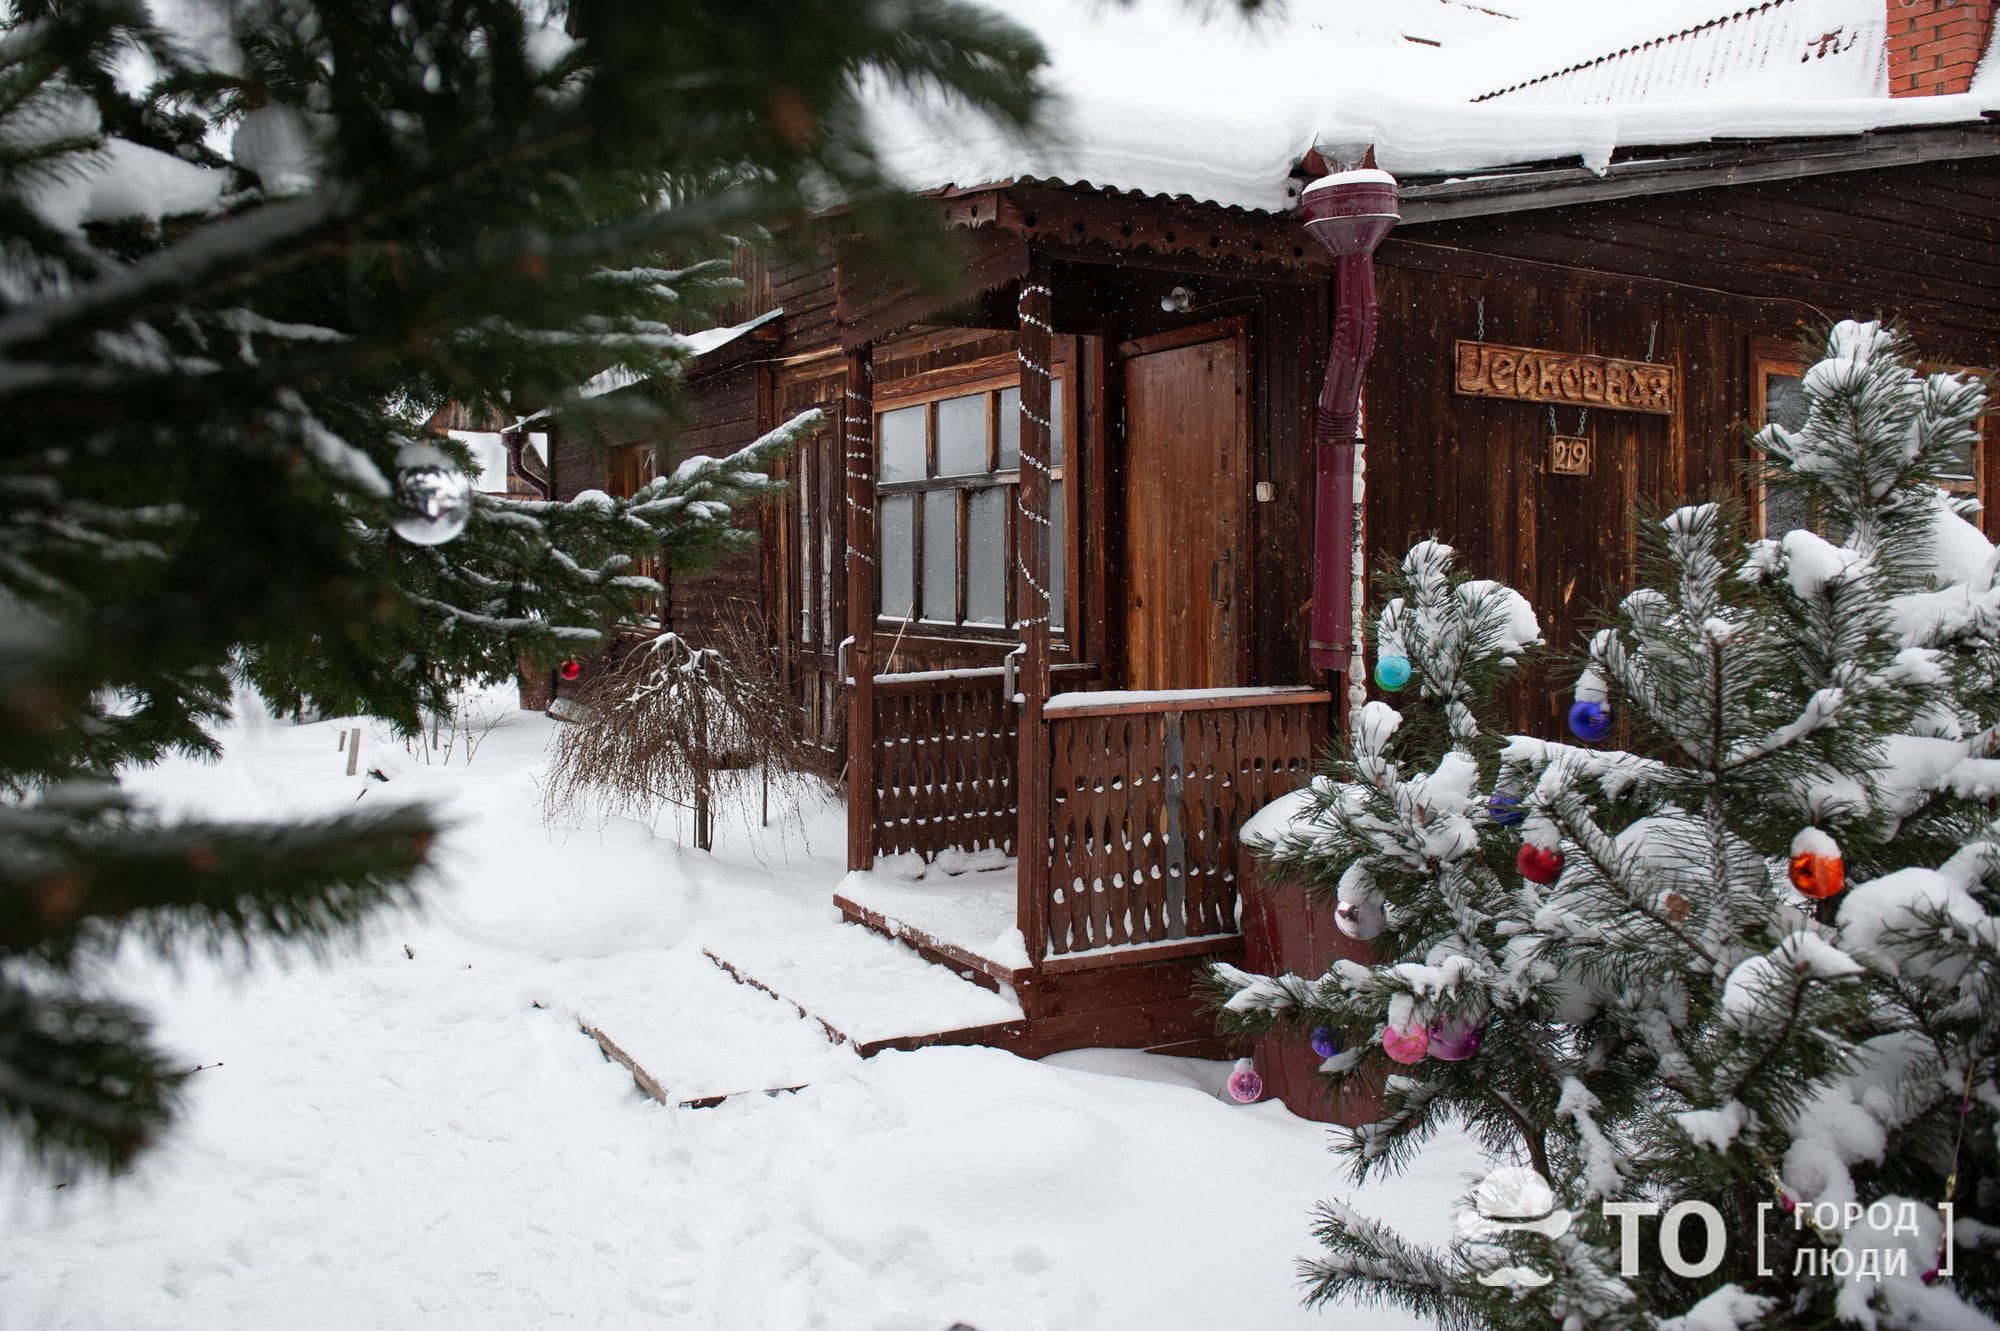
[1752,337,1982,539]
[875,372,1067,633]
[608,443,664,619]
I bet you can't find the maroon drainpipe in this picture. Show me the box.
[1301,170,1399,674]
[503,427,552,499]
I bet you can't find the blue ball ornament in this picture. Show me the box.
[1373,653,1412,692]
[1310,1026,1341,1059]
[1568,700,1613,743]
[1488,793,1526,826]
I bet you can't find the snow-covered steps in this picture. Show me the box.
[832,863,1030,988]
[703,923,1026,1056]
[567,950,857,1107]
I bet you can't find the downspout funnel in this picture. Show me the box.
[1301,167,1398,674]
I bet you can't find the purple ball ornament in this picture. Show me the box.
[1427,1013,1484,1062]
[1310,1026,1341,1059]
[1488,792,1525,826]
[1568,700,1613,743]
[1226,1058,1264,1103]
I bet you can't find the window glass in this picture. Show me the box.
[921,492,956,621]
[1049,480,1066,631]
[875,371,1069,634]
[966,487,1008,625]
[879,405,925,483]
[936,395,988,477]
[878,494,914,620]
[1763,370,1811,538]
[997,386,1020,471]
[1049,377,1064,467]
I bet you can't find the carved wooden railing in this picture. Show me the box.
[1040,687,1329,958]
[872,669,1018,861]
[868,662,1100,863]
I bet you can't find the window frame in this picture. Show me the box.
[607,442,666,622]
[1751,334,1987,540]
[872,353,1075,640]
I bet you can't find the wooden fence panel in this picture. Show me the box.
[872,672,1019,860]
[1044,690,1326,957]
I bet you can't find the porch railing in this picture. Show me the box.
[1040,687,1329,957]
[871,668,1018,860]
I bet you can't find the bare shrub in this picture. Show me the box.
[540,625,822,850]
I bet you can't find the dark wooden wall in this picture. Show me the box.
[1369,158,2000,731]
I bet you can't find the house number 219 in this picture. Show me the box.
[1549,435,1592,476]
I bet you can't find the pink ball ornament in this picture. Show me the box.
[1428,1013,1484,1062]
[1382,1023,1430,1064]
[1226,1058,1263,1103]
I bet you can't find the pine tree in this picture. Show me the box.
[1213,323,2000,1329]
[0,0,1044,1176]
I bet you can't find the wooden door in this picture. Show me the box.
[1121,324,1250,690]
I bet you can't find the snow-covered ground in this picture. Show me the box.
[3,691,1482,1330]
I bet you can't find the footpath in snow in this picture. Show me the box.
[2,691,1482,1330]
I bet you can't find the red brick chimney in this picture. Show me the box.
[1887,0,1995,96]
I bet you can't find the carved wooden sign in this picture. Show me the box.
[1454,340,1675,415]
[1548,435,1592,476]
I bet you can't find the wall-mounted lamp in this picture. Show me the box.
[1159,285,1195,313]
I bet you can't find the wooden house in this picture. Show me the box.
[539,0,2000,1079]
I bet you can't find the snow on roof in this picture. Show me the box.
[863,0,1513,214]
[868,0,2000,214]
[1451,0,1891,104]
[578,308,782,400]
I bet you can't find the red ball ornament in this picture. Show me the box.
[1787,827,1844,900]
[1517,842,1565,885]
[559,659,582,682]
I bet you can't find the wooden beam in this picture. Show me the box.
[843,345,877,871]
[1015,263,1055,971]
[1399,124,2000,225]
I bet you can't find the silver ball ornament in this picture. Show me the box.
[1334,897,1385,941]
[391,443,474,546]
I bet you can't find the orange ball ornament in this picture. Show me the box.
[1788,828,1845,900]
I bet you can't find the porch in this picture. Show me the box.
[843,669,1328,1053]
[796,229,1345,1052]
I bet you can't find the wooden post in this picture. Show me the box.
[1015,270,1055,968]
[843,345,878,872]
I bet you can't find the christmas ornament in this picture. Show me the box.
[1567,699,1613,742]
[1310,1026,1341,1059]
[1428,1013,1483,1062]
[1334,897,1385,941]
[1226,1058,1263,1103]
[1382,1022,1429,1064]
[1517,842,1565,884]
[1787,827,1845,899]
[559,659,582,682]
[1373,653,1412,691]
[1663,891,1692,923]
[391,442,474,546]
[1488,792,1525,826]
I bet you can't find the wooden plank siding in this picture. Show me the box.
[1368,160,2000,731]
